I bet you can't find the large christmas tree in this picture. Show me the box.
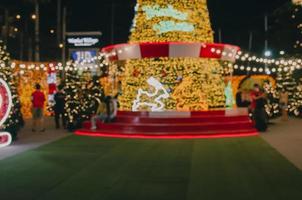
[119,0,225,111]
[0,40,23,140]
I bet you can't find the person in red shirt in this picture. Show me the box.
[31,83,46,132]
[250,84,265,111]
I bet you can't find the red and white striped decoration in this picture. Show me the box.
[101,42,240,63]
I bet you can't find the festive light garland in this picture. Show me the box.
[232,50,302,74]
[5,49,302,75]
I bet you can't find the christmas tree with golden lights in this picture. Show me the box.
[119,0,226,111]
[0,40,24,140]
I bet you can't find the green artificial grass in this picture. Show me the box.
[0,136,302,200]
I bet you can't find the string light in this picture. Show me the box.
[31,14,37,20]
[7,53,108,73]
[232,50,302,73]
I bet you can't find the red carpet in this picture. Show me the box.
[75,110,258,139]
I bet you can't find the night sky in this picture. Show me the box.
[0,0,291,60]
[66,0,290,47]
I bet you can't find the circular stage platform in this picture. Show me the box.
[75,109,258,140]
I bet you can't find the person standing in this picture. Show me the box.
[250,84,268,132]
[250,84,263,111]
[54,85,66,129]
[279,89,289,121]
[236,89,243,107]
[31,83,46,132]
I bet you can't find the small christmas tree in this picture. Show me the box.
[65,69,105,130]
[65,70,82,130]
[276,70,297,115]
[79,75,104,122]
[263,80,280,118]
[0,40,24,140]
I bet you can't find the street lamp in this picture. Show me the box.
[31,14,37,20]
[264,50,272,57]
[16,14,21,20]
[279,51,285,55]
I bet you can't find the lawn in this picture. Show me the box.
[0,135,302,200]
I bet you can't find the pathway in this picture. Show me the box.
[262,118,302,170]
[0,117,70,160]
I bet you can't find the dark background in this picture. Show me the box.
[0,0,294,61]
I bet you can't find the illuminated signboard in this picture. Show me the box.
[66,32,102,48]
[67,37,99,47]
[71,50,97,62]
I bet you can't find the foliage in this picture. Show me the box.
[0,40,24,139]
